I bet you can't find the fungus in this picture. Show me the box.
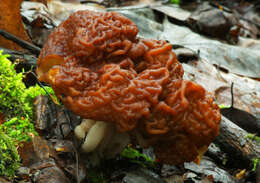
[37,10,221,164]
[74,119,96,140]
[74,119,130,162]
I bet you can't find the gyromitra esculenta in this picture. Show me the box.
[37,10,221,165]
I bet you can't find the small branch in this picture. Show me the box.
[80,0,103,4]
[0,29,41,55]
[230,82,234,107]
[0,47,37,65]
[214,116,260,168]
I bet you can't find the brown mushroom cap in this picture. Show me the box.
[37,10,221,164]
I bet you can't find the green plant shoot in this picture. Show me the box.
[121,146,155,167]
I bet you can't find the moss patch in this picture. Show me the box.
[0,131,20,179]
[0,50,54,178]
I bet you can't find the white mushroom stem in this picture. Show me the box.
[74,118,131,163]
[81,121,109,153]
[74,119,96,140]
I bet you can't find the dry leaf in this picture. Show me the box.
[30,0,48,6]
[182,59,260,116]
[18,141,38,167]
[18,134,51,166]
[235,169,246,179]
[31,133,50,160]
[0,0,31,50]
[18,133,50,166]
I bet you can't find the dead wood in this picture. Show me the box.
[0,29,40,55]
[0,47,37,65]
[214,116,260,169]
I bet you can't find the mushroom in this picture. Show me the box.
[74,119,96,140]
[37,10,221,165]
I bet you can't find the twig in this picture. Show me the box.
[230,82,234,107]
[30,72,52,96]
[0,29,41,55]
[215,116,260,169]
[80,0,103,4]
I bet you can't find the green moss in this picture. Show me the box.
[252,158,259,171]
[0,130,20,179]
[170,0,180,4]
[244,133,260,146]
[0,50,55,142]
[218,104,231,109]
[244,134,260,171]
[0,50,55,178]
[121,146,155,167]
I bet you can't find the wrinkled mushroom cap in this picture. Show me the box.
[37,10,221,165]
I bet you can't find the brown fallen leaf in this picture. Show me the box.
[0,0,32,50]
[235,169,246,179]
[18,141,39,167]
[33,165,70,183]
[18,134,51,167]
[31,133,50,160]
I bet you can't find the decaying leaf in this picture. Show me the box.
[182,59,260,117]
[122,167,166,183]
[161,17,260,78]
[151,4,191,22]
[30,159,70,183]
[164,175,184,183]
[18,141,38,167]
[18,134,51,167]
[235,169,246,179]
[30,0,48,6]
[0,0,31,51]
[184,157,235,183]
[31,133,50,160]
